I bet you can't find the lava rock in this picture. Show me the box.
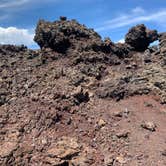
[71,86,90,105]
[98,119,106,128]
[141,121,157,132]
[116,131,129,138]
[34,17,101,53]
[125,24,158,51]
[0,95,7,106]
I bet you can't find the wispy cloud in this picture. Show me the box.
[0,26,35,46]
[0,0,58,22]
[0,0,58,9]
[0,0,30,9]
[96,7,166,31]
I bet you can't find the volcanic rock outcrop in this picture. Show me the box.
[125,24,158,51]
[34,18,159,56]
[0,17,166,166]
[34,17,102,53]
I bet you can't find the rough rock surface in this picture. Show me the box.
[125,24,158,51]
[159,32,166,54]
[34,17,102,53]
[0,18,166,165]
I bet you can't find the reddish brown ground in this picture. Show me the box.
[1,92,166,165]
[1,17,166,166]
[0,38,166,165]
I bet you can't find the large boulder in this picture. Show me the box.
[34,17,101,53]
[125,24,158,51]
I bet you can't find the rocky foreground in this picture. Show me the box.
[0,17,166,165]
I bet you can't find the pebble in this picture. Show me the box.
[116,130,130,138]
[116,156,126,164]
[161,150,166,156]
[141,121,156,132]
[98,119,106,127]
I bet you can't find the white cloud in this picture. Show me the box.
[0,0,58,9]
[117,39,124,43]
[96,8,166,31]
[0,27,35,46]
[0,0,30,9]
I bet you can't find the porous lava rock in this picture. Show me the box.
[125,24,158,51]
[1,17,166,166]
[34,17,102,53]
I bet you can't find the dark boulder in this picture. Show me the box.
[34,17,101,53]
[125,24,158,51]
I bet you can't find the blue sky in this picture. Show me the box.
[0,0,166,48]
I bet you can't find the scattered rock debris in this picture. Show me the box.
[0,16,166,165]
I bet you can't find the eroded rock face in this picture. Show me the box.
[125,24,158,51]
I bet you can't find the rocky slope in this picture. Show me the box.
[0,17,166,166]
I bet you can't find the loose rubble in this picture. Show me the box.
[0,17,166,165]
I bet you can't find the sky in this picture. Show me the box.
[0,0,166,49]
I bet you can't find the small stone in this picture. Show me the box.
[31,93,39,102]
[113,109,129,118]
[104,154,114,166]
[98,119,106,127]
[88,92,94,98]
[71,86,89,104]
[126,65,132,69]
[66,117,72,125]
[112,135,118,141]
[144,102,153,107]
[0,95,6,106]
[141,121,156,132]
[161,150,166,156]
[0,141,18,157]
[116,156,126,164]
[116,131,129,138]
[113,111,123,117]
[41,138,48,145]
